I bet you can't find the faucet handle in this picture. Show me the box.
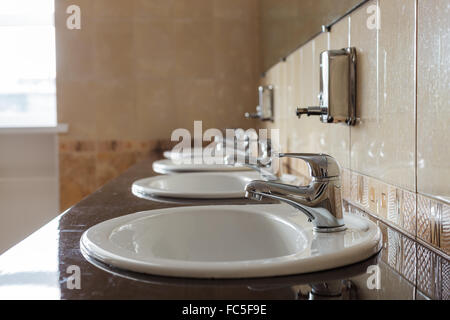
[278,153,341,179]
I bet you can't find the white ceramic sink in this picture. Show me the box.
[153,159,251,174]
[81,204,382,279]
[132,171,260,199]
[163,149,209,161]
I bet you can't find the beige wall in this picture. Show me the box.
[55,0,261,210]
[262,0,449,255]
[56,0,261,140]
[260,0,364,70]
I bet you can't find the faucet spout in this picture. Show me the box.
[222,137,278,180]
[244,154,346,233]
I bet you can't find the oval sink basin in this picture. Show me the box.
[163,149,214,161]
[132,172,260,199]
[81,204,382,279]
[153,159,251,174]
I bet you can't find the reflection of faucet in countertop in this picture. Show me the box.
[245,153,346,233]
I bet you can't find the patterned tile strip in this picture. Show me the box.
[417,244,442,300]
[440,204,450,255]
[442,258,450,300]
[343,170,449,256]
[401,236,417,284]
[401,190,417,236]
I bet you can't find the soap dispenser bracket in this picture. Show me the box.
[245,85,274,122]
[296,47,357,126]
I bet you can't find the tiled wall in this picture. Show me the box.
[55,0,261,210]
[260,0,364,71]
[261,0,449,259]
[58,139,162,210]
[346,202,449,300]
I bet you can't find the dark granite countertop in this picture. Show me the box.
[0,159,428,300]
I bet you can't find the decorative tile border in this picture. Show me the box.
[345,200,449,300]
[342,168,450,258]
[345,202,417,285]
[417,243,443,299]
[343,167,450,300]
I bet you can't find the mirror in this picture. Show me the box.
[260,0,368,71]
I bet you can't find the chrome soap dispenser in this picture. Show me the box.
[296,47,357,126]
[245,85,274,122]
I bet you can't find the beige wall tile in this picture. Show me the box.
[94,80,137,140]
[93,0,135,19]
[349,0,378,175]
[57,80,97,139]
[93,19,134,79]
[134,0,175,19]
[331,16,350,49]
[213,0,259,20]
[55,0,93,19]
[261,19,296,71]
[133,20,175,78]
[173,78,217,129]
[215,79,257,130]
[279,60,289,153]
[172,0,213,19]
[55,13,94,81]
[258,66,279,155]
[174,20,215,79]
[285,51,298,152]
[213,19,259,82]
[292,40,321,156]
[349,0,378,120]
[55,0,94,82]
[350,0,415,191]
[135,77,177,140]
[268,61,288,153]
[377,0,416,189]
[417,0,450,202]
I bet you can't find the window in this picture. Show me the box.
[0,0,56,127]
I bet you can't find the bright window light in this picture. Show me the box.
[0,0,56,127]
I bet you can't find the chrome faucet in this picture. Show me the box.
[224,137,278,180]
[244,153,346,233]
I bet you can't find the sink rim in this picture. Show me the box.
[83,207,309,264]
[132,171,260,199]
[152,159,252,174]
[81,204,382,279]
